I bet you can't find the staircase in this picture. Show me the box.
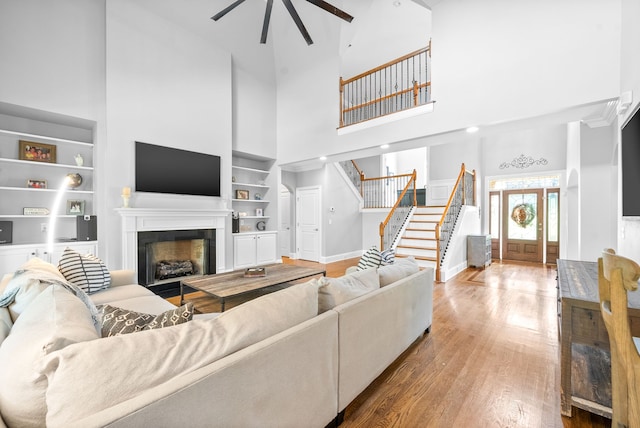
[395,206,444,271]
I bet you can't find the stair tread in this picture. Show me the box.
[396,254,437,262]
[397,245,437,250]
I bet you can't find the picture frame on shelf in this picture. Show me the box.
[255,208,263,216]
[26,179,47,189]
[236,189,249,200]
[66,200,85,215]
[19,140,57,163]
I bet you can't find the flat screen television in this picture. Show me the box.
[135,141,221,197]
[622,105,640,216]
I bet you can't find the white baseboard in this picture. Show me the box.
[320,250,362,265]
[441,261,467,282]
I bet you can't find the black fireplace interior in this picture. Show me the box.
[137,229,216,288]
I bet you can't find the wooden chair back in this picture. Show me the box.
[599,249,640,428]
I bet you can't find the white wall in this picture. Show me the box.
[618,0,640,260]
[276,0,621,165]
[105,1,233,267]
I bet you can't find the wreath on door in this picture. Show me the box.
[511,203,536,228]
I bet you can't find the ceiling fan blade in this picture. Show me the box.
[211,0,246,21]
[260,0,274,44]
[305,0,353,23]
[282,0,314,45]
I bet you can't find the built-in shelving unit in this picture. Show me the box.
[0,104,96,250]
[231,154,277,269]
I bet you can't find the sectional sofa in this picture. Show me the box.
[0,257,433,428]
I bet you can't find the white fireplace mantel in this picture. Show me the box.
[116,208,231,273]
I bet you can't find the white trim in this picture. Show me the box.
[320,250,363,265]
[115,208,231,273]
[337,102,435,135]
[333,162,364,207]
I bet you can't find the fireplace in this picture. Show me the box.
[137,229,216,286]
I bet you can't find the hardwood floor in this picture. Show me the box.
[167,258,611,427]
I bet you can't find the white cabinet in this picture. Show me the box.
[0,241,97,275]
[233,232,278,269]
[467,235,491,268]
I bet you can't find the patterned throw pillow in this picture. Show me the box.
[58,247,111,295]
[356,247,383,270]
[380,248,395,265]
[98,303,194,337]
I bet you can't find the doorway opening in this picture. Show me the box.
[489,175,560,264]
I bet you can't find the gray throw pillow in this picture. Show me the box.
[98,303,194,337]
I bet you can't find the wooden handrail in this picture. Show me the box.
[342,47,430,86]
[362,172,414,183]
[341,82,431,114]
[379,170,416,250]
[435,163,476,282]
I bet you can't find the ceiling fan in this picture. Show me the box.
[211,0,354,45]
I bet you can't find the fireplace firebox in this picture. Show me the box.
[137,229,215,286]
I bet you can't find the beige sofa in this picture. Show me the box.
[0,260,433,428]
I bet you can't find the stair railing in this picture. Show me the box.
[379,170,417,250]
[339,160,364,193]
[339,41,431,128]
[434,163,476,281]
[361,172,415,209]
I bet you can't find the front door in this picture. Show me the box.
[502,189,543,262]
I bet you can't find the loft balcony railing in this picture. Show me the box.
[339,42,431,128]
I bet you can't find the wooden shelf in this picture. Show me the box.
[0,128,92,147]
[232,165,269,174]
[0,157,94,170]
[232,182,269,189]
[232,199,270,203]
[0,186,93,194]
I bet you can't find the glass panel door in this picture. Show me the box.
[502,189,543,262]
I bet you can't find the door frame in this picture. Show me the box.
[501,188,544,262]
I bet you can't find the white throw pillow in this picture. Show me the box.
[3,257,66,322]
[0,284,100,428]
[58,247,111,294]
[318,267,380,313]
[378,256,420,287]
[40,280,319,426]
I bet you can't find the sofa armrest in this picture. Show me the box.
[109,270,136,287]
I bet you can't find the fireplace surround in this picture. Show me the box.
[117,208,230,282]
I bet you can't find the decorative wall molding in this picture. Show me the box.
[499,154,548,169]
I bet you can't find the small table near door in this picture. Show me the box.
[557,259,640,418]
[180,263,326,312]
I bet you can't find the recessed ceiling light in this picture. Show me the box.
[466,126,479,133]
[393,1,402,7]
[380,144,389,149]
[319,156,327,161]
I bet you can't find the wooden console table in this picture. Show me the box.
[557,259,640,418]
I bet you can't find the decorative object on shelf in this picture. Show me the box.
[499,154,548,169]
[74,153,84,166]
[26,179,47,189]
[23,207,50,216]
[121,187,131,208]
[254,193,262,200]
[232,175,236,182]
[510,202,536,228]
[66,200,85,215]
[236,189,249,199]
[240,224,252,232]
[232,212,240,233]
[65,173,83,189]
[244,267,266,277]
[255,208,263,216]
[238,211,248,217]
[0,221,13,244]
[256,220,266,231]
[18,140,57,163]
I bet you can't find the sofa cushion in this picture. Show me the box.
[0,284,99,428]
[57,247,111,294]
[318,267,380,313]
[0,307,12,346]
[356,247,383,270]
[2,257,67,322]
[89,283,156,306]
[40,280,319,426]
[98,303,194,337]
[378,257,420,287]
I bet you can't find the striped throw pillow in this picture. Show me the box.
[357,247,383,270]
[58,248,111,294]
[381,248,395,265]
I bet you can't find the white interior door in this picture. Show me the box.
[279,185,292,257]
[296,186,321,262]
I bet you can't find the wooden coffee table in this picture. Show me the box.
[180,263,326,311]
